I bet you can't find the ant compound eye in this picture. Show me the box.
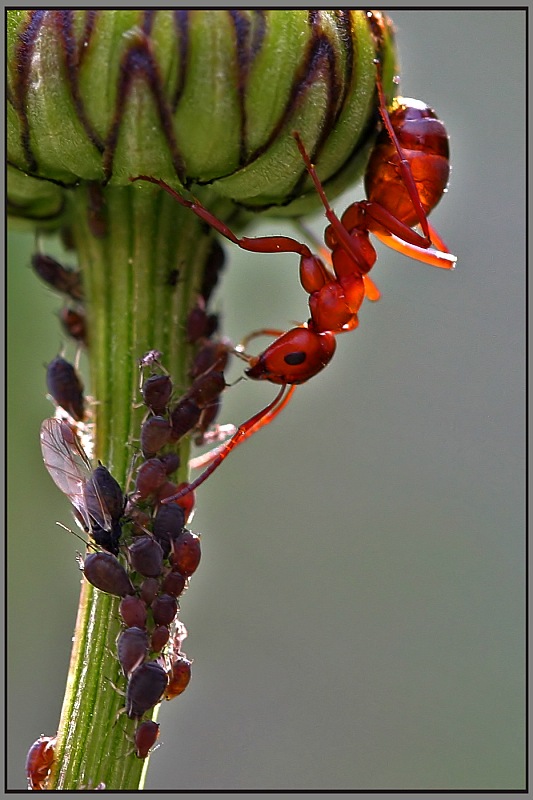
[284,351,306,366]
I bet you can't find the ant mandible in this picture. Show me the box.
[132,65,456,502]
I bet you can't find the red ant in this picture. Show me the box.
[132,67,456,503]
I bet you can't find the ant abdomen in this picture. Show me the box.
[365,97,450,226]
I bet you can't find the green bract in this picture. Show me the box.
[7,9,397,222]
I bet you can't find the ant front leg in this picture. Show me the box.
[164,322,338,502]
[161,384,293,503]
[131,175,314,261]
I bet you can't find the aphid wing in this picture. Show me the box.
[83,478,113,531]
[39,418,111,532]
[40,419,93,528]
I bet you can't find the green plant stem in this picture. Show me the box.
[47,183,227,791]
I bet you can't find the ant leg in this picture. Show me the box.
[188,425,237,471]
[426,219,453,255]
[131,176,313,259]
[237,328,287,353]
[292,133,374,275]
[295,219,381,301]
[370,225,456,269]
[161,384,293,503]
[189,386,296,470]
[228,384,295,445]
[294,133,455,271]
[362,273,381,301]
[371,71,456,267]
[374,75,432,244]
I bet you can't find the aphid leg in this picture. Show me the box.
[124,451,141,496]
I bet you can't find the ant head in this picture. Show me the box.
[245,327,336,385]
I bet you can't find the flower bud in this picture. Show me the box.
[7,10,397,223]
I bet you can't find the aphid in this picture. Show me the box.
[40,418,123,554]
[119,595,148,629]
[31,252,83,301]
[134,62,455,503]
[142,374,172,416]
[134,720,160,759]
[164,656,192,701]
[189,339,231,380]
[140,577,159,607]
[151,625,171,653]
[186,299,210,343]
[169,397,201,442]
[138,349,163,369]
[170,530,201,577]
[25,735,56,791]
[126,661,168,719]
[152,504,185,557]
[152,504,185,541]
[157,451,181,476]
[186,370,226,409]
[46,355,85,422]
[200,237,226,303]
[161,570,187,599]
[151,594,178,627]
[128,535,164,578]
[85,464,125,524]
[59,307,88,347]
[117,627,149,677]
[83,552,135,597]
[134,458,168,500]
[140,416,172,459]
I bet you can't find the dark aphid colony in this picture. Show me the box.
[38,337,241,767]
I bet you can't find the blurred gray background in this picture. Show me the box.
[7,10,525,791]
